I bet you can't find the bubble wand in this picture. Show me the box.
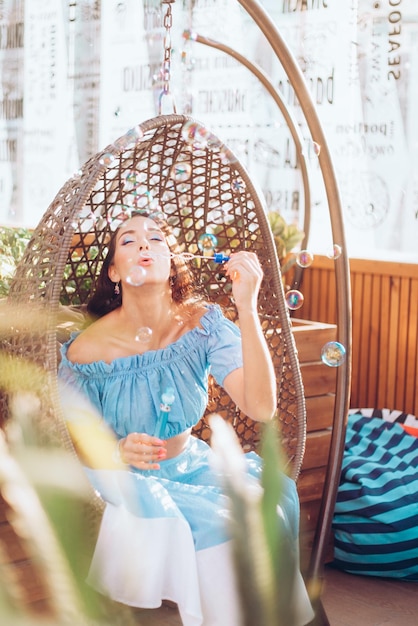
[176,251,230,263]
[138,250,230,263]
[154,387,175,439]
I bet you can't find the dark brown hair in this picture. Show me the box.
[87,212,203,318]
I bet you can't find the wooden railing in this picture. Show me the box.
[293,255,418,417]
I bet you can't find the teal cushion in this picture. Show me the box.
[332,411,418,580]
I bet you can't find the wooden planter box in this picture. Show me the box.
[291,319,338,570]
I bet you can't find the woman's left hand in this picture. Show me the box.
[225,251,263,311]
[118,432,167,469]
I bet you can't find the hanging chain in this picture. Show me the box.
[159,0,176,114]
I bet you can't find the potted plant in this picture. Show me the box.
[267,211,305,276]
[0,226,33,297]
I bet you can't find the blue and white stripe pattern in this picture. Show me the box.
[332,410,418,580]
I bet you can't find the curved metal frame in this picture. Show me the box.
[236,0,352,597]
[187,31,311,290]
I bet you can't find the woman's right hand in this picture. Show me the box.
[118,433,167,469]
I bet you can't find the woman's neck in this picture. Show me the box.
[114,288,184,351]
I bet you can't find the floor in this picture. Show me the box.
[320,564,417,626]
[131,564,418,625]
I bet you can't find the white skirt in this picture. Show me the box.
[84,437,314,625]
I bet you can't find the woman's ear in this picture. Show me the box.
[108,264,120,283]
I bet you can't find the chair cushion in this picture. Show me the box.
[332,409,418,580]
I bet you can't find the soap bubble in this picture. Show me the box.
[126,265,147,286]
[133,187,153,207]
[321,341,346,367]
[124,169,146,190]
[327,244,342,260]
[313,141,321,156]
[170,162,192,183]
[285,289,304,310]
[296,250,314,268]
[161,387,175,405]
[99,152,115,166]
[135,327,153,343]
[80,210,97,231]
[231,178,245,194]
[149,209,166,222]
[219,145,237,165]
[107,204,131,225]
[198,233,218,255]
[114,125,144,150]
[181,121,210,148]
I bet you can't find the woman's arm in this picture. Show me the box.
[222,252,277,422]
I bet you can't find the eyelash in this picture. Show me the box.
[121,236,164,245]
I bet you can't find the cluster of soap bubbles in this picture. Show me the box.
[180,120,237,165]
[106,204,166,230]
[167,122,240,190]
[281,249,314,311]
[122,230,226,295]
[122,170,163,213]
[97,126,346,368]
[98,126,145,168]
[181,121,213,149]
[281,245,347,367]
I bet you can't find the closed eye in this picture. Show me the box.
[121,236,135,245]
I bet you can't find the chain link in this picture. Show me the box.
[159,0,176,113]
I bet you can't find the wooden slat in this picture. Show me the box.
[367,273,381,408]
[297,466,327,502]
[302,431,332,471]
[292,320,337,362]
[357,272,372,404]
[379,273,396,407]
[300,363,337,398]
[317,266,330,321]
[396,277,411,409]
[405,279,418,411]
[386,276,400,409]
[350,271,363,409]
[305,395,335,431]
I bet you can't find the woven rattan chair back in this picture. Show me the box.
[4,114,306,481]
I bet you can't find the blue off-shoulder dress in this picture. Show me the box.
[58,304,313,626]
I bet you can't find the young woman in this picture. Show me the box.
[58,212,313,625]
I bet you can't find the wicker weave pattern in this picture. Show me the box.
[5,114,305,480]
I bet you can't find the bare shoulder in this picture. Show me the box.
[66,315,113,364]
[185,301,212,329]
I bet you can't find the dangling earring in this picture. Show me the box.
[114,281,120,295]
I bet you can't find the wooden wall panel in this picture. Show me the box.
[405,280,418,411]
[293,256,418,416]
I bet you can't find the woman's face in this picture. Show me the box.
[108,215,171,287]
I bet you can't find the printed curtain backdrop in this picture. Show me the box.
[0,0,417,260]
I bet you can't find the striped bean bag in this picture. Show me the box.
[332,409,418,581]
